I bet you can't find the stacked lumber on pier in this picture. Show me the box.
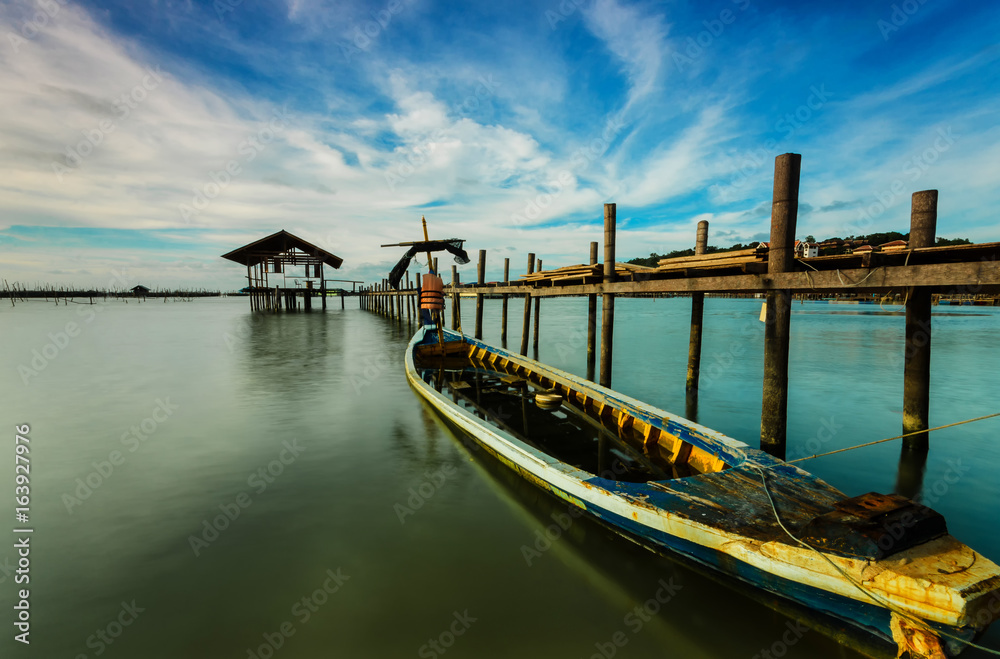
[655,247,766,274]
[518,262,657,286]
[498,240,1000,290]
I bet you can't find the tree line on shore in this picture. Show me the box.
[627,231,972,267]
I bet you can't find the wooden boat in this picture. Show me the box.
[405,324,1000,659]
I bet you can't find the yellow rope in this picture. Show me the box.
[753,465,1000,655]
[784,412,1000,465]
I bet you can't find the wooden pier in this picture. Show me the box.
[359,153,1000,466]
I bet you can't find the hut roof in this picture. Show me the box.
[220,230,343,268]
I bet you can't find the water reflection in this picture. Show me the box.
[416,398,893,659]
[895,443,929,500]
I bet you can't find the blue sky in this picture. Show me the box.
[1,0,997,289]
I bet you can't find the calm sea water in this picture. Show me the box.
[2,295,999,658]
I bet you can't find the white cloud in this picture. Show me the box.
[581,0,671,110]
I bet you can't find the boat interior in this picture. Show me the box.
[414,341,734,482]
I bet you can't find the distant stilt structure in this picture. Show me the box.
[220,230,344,313]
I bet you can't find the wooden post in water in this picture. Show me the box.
[903,190,937,453]
[501,257,510,344]
[406,273,412,323]
[416,278,423,327]
[686,220,709,420]
[520,253,535,356]
[760,153,800,461]
[247,266,253,311]
[587,241,598,382]
[321,265,326,310]
[451,266,460,330]
[533,259,541,352]
[475,249,486,339]
[599,204,616,388]
[396,284,403,320]
[410,275,416,321]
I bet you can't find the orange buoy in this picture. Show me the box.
[420,273,445,310]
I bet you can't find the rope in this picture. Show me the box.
[835,267,881,288]
[752,465,1000,655]
[783,412,1000,465]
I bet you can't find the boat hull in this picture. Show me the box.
[404,325,1000,657]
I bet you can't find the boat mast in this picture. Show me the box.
[420,215,446,344]
[421,216,433,273]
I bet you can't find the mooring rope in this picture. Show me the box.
[752,464,1000,655]
[782,412,1000,465]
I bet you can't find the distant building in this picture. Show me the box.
[852,244,874,254]
[132,285,151,296]
[880,239,909,251]
[794,240,819,258]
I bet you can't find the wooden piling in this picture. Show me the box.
[406,273,412,323]
[903,190,938,452]
[587,242,598,382]
[416,278,423,327]
[451,266,460,331]
[520,253,535,356]
[599,204,616,388]
[475,249,486,339]
[686,220,709,419]
[760,153,801,460]
[501,258,510,344]
[533,259,541,351]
